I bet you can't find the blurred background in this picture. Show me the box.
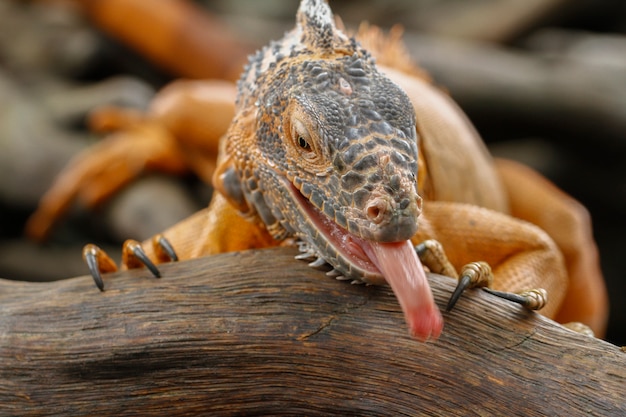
[0,0,624,345]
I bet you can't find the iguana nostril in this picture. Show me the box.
[366,198,389,224]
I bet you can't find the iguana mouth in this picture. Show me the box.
[288,181,381,279]
[287,180,444,341]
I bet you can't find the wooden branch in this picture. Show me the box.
[1,247,624,416]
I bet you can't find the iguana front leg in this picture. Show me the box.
[414,239,548,314]
[83,192,279,290]
[413,202,567,320]
[144,193,279,261]
[495,158,608,335]
[83,236,177,291]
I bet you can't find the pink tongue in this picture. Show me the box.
[363,240,443,341]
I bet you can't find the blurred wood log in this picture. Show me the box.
[69,0,253,81]
[0,247,624,416]
[0,69,86,206]
[403,32,626,147]
[394,0,568,42]
[525,28,626,68]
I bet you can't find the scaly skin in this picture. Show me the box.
[219,3,421,273]
[212,0,446,338]
[27,0,608,339]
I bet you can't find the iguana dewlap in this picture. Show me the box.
[26,0,608,339]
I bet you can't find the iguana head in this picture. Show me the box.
[215,0,442,340]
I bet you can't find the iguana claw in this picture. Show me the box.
[82,235,178,291]
[82,244,118,291]
[153,235,178,263]
[483,287,548,311]
[446,260,548,312]
[84,247,105,291]
[124,240,161,278]
[446,261,493,311]
[446,275,471,312]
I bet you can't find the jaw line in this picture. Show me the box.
[282,177,443,341]
[284,178,384,282]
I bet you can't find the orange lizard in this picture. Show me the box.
[26,0,608,340]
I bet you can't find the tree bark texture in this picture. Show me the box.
[0,247,624,416]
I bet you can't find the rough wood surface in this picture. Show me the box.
[0,247,624,416]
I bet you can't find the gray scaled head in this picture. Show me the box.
[222,0,422,280]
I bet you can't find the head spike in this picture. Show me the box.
[296,0,338,52]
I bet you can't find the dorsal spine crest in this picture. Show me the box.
[297,0,335,52]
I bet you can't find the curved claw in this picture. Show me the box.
[133,244,161,278]
[82,244,118,291]
[153,234,178,262]
[446,262,493,312]
[483,288,548,311]
[446,275,471,312]
[85,250,105,292]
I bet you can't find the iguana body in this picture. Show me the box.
[27,0,608,338]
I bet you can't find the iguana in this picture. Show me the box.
[26,0,608,340]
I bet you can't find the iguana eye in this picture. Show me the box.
[291,118,317,161]
[298,135,311,151]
